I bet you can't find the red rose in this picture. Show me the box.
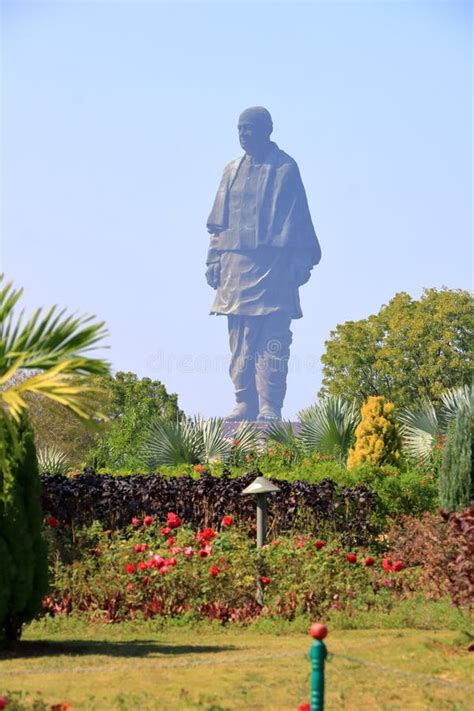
[313,539,325,550]
[167,537,175,547]
[392,561,403,571]
[168,557,177,567]
[137,561,148,571]
[167,512,182,529]
[143,515,153,526]
[197,527,216,543]
[133,544,142,553]
[297,705,310,711]
[382,558,393,572]
[260,576,270,585]
[346,553,357,564]
[46,516,58,528]
[125,563,135,574]
[0,696,8,710]
[131,517,140,527]
[222,515,233,527]
[364,556,375,566]
[161,526,171,536]
[210,565,220,577]
[198,549,208,558]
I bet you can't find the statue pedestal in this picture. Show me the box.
[223,420,301,439]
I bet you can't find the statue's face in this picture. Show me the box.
[238,121,271,156]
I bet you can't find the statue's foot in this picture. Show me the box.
[225,403,258,421]
[257,406,282,422]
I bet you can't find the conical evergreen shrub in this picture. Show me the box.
[439,399,473,511]
[0,413,48,641]
[347,395,402,469]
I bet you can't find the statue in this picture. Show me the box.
[205,106,321,421]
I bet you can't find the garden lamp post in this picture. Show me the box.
[241,475,280,548]
[241,475,280,605]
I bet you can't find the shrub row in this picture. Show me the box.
[41,469,376,546]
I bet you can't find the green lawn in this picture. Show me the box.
[1,615,473,710]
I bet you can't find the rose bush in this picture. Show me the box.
[43,513,409,624]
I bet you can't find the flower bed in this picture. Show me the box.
[43,511,409,624]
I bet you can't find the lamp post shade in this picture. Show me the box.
[241,476,280,495]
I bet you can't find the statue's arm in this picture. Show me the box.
[205,234,221,289]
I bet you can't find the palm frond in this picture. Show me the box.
[141,418,202,468]
[37,446,70,476]
[298,396,360,464]
[232,420,259,453]
[399,385,473,464]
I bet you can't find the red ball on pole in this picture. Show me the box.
[309,623,328,640]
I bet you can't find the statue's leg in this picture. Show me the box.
[226,315,259,420]
[255,313,292,421]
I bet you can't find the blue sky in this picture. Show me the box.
[1,0,472,419]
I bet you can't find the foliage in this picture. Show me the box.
[298,396,360,466]
[36,446,71,476]
[41,469,376,546]
[88,371,182,470]
[0,274,109,422]
[320,288,473,410]
[141,417,259,468]
[347,396,401,469]
[386,509,474,608]
[264,420,303,463]
[24,386,107,468]
[0,274,110,642]
[439,397,473,511]
[43,516,406,624]
[399,385,472,466]
[0,414,49,641]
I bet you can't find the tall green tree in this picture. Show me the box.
[89,371,183,470]
[0,274,109,640]
[320,288,473,409]
[439,398,473,511]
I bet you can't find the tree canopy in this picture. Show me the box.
[89,371,183,470]
[320,288,473,410]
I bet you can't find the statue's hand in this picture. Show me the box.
[205,262,221,289]
[290,263,312,286]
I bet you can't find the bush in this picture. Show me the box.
[0,414,49,641]
[385,508,474,607]
[41,469,376,546]
[348,396,402,469]
[439,398,473,511]
[43,516,408,624]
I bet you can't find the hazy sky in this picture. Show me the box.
[1,0,472,419]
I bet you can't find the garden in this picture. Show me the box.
[0,278,473,710]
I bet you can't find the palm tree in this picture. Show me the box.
[399,385,472,465]
[297,396,361,466]
[0,275,110,424]
[141,416,259,468]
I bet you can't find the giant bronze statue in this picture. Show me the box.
[206,106,321,421]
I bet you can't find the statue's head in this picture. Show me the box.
[238,106,273,157]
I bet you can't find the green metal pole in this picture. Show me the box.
[310,638,327,711]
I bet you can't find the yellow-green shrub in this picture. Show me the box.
[347,396,401,469]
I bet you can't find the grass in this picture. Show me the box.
[1,604,473,711]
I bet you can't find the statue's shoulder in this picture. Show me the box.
[269,143,299,171]
[222,156,243,176]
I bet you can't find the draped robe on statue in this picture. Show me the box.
[206,141,321,418]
